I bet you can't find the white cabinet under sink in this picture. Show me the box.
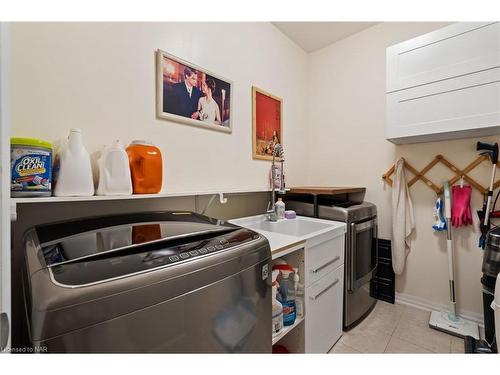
[304,230,344,287]
[305,265,344,353]
[229,215,346,353]
[304,231,345,353]
[386,22,500,144]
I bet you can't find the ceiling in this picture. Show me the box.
[272,22,378,53]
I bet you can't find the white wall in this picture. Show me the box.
[10,22,309,193]
[306,22,498,318]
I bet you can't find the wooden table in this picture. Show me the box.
[287,186,366,216]
[288,186,366,195]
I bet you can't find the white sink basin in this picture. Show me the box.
[246,218,333,237]
[230,214,346,254]
[230,215,343,240]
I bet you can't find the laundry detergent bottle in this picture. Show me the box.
[126,141,163,194]
[97,140,132,196]
[53,128,94,197]
[272,270,284,335]
[273,264,296,326]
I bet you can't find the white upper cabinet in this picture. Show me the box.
[386,22,500,144]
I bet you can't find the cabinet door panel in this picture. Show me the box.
[387,22,499,92]
[386,67,500,143]
[305,266,344,353]
[305,233,344,287]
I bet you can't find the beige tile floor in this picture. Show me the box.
[329,301,466,353]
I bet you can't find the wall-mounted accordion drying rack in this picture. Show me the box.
[382,154,500,195]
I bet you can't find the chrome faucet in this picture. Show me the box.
[267,143,285,222]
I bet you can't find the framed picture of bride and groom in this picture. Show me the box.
[156,50,233,133]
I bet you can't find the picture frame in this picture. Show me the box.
[156,50,233,133]
[252,86,283,161]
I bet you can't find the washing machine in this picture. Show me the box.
[23,211,272,353]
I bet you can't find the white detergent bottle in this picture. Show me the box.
[293,267,305,318]
[53,128,94,197]
[97,140,132,196]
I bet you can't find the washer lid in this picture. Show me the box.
[25,224,269,342]
[34,211,238,268]
[48,226,260,287]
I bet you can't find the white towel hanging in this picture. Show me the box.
[391,158,416,275]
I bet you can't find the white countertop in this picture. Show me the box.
[229,214,346,254]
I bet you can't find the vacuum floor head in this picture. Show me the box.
[429,310,480,340]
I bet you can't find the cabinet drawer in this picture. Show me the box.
[305,266,344,353]
[386,67,500,143]
[387,22,500,92]
[385,22,500,144]
[305,233,344,287]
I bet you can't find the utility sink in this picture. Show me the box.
[247,218,333,237]
[230,215,344,241]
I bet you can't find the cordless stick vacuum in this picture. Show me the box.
[429,181,480,339]
[461,142,500,353]
[477,142,499,248]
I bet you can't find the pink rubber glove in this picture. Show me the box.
[451,185,473,227]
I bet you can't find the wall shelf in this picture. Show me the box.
[272,316,305,345]
[10,187,272,221]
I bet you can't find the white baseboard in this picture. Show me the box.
[395,292,484,327]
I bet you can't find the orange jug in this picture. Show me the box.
[126,141,163,194]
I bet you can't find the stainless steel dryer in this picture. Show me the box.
[23,211,272,353]
[284,196,377,329]
[317,200,378,329]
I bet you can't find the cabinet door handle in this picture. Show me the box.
[309,278,340,301]
[311,256,340,274]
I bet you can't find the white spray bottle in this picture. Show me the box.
[272,269,283,335]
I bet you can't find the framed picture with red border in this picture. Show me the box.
[252,86,283,161]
